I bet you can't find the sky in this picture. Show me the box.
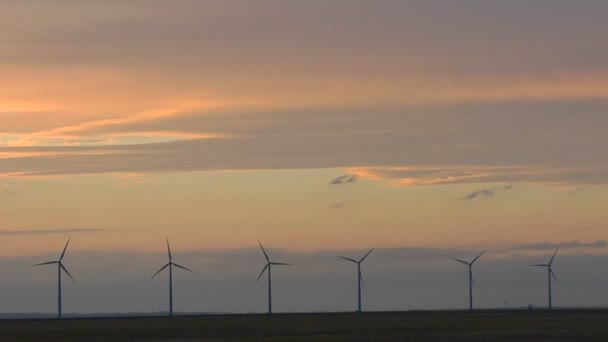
[1,0,608,314]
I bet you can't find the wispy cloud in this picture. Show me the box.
[458,189,495,201]
[349,165,608,187]
[2,103,231,148]
[509,240,607,251]
[566,226,608,233]
[1,1,608,188]
[1,179,21,195]
[2,103,608,186]
[567,186,586,195]
[329,174,357,185]
[329,175,349,185]
[0,228,110,236]
[328,201,345,209]
[457,184,513,201]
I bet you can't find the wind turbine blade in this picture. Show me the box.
[258,241,269,262]
[166,238,172,261]
[151,263,170,278]
[549,248,559,265]
[172,263,194,273]
[257,263,269,282]
[338,256,358,263]
[531,264,549,267]
[451,257,469,265]
[33,261,57,266]
[271,262,292,266]
[550,269,559,283]
[359,248,375,263]
[60,237,71,261]
[60,263,77,284]
[471,251,485,264]
[359,270,364,286]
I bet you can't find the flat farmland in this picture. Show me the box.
[2,310,608,341]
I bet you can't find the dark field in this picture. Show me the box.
[3,310,608,341]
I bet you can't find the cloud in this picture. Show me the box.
[458,189,495,201]
[0,228,110,236]
[1,179,22,195]
[349,165,608,187]
[3,106,227,147]
[456,184,513,201]
[2,101,608,187]
[567,186,586,195]
[566,226,608,233]
[329,175,350,185]
[329,174,357,186]
[4,1,608,109]
[509,240,607,251]
[2,2,608,189]
[328,202,345,209]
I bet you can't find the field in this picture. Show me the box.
[2,310,608,341]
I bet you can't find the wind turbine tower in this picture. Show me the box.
[338,248,374,313]
[532,248,559,309]
[151,238,194,316]
[257,242,291,314]
[33,238,76,319]
[451,251,485,311]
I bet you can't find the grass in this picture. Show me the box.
[2,309,608,341]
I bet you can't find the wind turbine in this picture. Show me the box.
[338,248,374,313]
[451,251,485,311]
[531,248,559,309]
[257,242,291,314]
[151,238,194,316]
[33,238,76,319]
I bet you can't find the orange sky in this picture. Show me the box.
[2,1,608,256]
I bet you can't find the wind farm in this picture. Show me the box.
[5,239,608,341]
[18,243,589,317]
[3,0,608,340]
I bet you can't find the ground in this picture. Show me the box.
[2,310,608,341]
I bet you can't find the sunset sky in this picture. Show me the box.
[2,1,608,313]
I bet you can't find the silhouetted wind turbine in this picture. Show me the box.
[338,248,374,312]
[451,251,485,311]
[257,242,291,314]
[151,238,194,316]
[531,248,559,309]
[33,238,76,319]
